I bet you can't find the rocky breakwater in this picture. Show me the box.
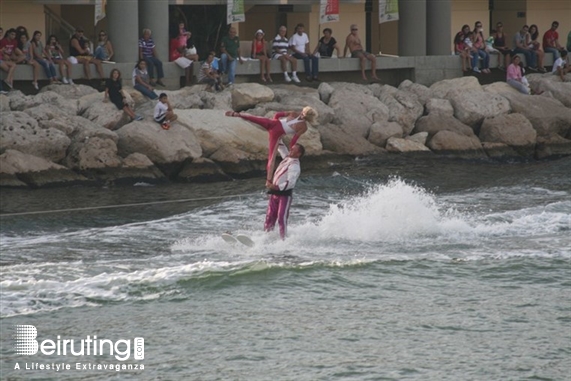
[1,74,570,188]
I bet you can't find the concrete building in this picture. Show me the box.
[1,0,569,62]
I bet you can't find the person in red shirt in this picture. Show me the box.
[542,21,566,60]
[169,34,194,86]
[0,27,17,89]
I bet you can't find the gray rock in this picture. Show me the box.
[535,134,571,160]
[231,83,275,111]
[9,91,77,115]
[200,90,232,110]
[430,76,482,99]
[177,157,232,182]
[318,82,335,104]
[329,88,389,138]
[413,114,475,138]
[39,84,98,99]
[482,82,521,95]
[479,113,537,147]
[528,76,571,108]
[385,137,431,153]
[116,118,202,165]
[481,142,521,159]
[1,112,71,163]
[406,132,429,145]
[447,89,511,130]
[398,80,432,106]
[427,130,485,157]
[23,103,70,122]
[375,85,424,135]
[81,99,128,130]
[0,94,9,112]
[65,136,122,170]
[368,121,403,147]
[318,123,384,155]
[425,98,454,117]
[501,92,571,138]
[0,149,87,188]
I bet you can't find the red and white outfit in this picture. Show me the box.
[237,111,302,176]
[264,141,301,239]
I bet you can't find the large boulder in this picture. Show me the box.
[65,136,123,171]
[0,149,87,188]
[373,85,424,135]
[0,94,9,112]
[368,121,403,147]
[100,153,166,184]
[39,84,99,99]
[329,87,389,138]
[318,123,384,155]
[427,130,485,157]
[482,82,521,95]
[318,82,335,104]
[385,137,431,153]
[116,118,202,165]
[430,76,482,99]
[447,89,511,130]
[527,76,571,108]
[200,89,233,110]
[425,98,454,117]
[231,83,275,111]
[479,113,537,148]
[177,157,232,182]
[398,80,432,106]
[535,134,571,160]
[1,112,71,163]
[81,99,129,130]
[9,91,77,115]
[413,114,475,138]
[501,92,571,138]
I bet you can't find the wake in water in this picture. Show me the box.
[2,178,569,317]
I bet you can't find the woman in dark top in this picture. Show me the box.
[527,25,546,72]
[492,22,512,70]
[105,69,143,122]
[313,28,341,58]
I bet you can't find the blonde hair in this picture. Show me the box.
[302,106,318,125]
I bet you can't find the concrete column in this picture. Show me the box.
[139,0,169,61]
[107,0,139,62]
[398,0,426,56]
[426,0,451,55]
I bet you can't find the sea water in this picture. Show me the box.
[1,155,570,380]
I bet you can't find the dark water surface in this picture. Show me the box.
[1,155,570,380]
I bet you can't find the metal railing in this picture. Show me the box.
[44,5,76,56]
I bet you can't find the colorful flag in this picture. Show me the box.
[94,0,106,25]
[379,0,399,24]
[227,0,245,24]
[320,0,340,23]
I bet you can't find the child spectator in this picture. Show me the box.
[472,21,491,74]
[198,51,224,92]
[46,35,74,84]
[105,68,143,122]
[454,25,472,72]
[552,50,570,81]
[31,31,58,84]
[132,59,158,100]
[16,33,40,89]
[154,93,178,130]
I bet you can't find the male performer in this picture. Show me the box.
[264,139,305,239]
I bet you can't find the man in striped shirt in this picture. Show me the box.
[264,140,305,239]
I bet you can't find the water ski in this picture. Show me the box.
[221,233,254,247]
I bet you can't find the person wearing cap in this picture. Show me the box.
[251,29,272,82]
[220,27,243,86]
[290,23,319,82]
[69,27,105,82]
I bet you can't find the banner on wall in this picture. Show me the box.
[94,0,106,25]
[320,0,340,23]
[227,0,245,24]
[379,0,399,24]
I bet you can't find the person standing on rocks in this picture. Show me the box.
[225,107,317,183]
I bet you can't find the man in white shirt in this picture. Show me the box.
[289,23,319,82]
[264,140,305,239]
